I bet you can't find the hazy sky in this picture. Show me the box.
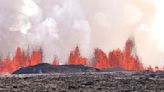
[0,0,163,67]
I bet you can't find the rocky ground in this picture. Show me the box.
[0,71,164,92]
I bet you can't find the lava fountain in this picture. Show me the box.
[0,38,163,74]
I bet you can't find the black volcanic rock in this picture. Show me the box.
[3,71,164,91]
[100,68,126,72]
[12,63,100,74]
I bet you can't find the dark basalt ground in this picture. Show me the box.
[13,63,100,74]
[13,63,126,74]
[0,71,164,92]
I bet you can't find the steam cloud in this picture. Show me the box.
[0,0,91,64]
[0,0,163,66]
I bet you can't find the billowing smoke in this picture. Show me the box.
[0,0,91,64]
[80,0,163,67]
[0,0,163,67]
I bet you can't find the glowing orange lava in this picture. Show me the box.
[0,39,163,74]
[68,46,87,65]
[0,48,43,74]
[92,39,144,70]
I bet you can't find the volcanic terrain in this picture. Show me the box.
[0,39,163,92]
[0,70,164,92]
[0,64,161,91]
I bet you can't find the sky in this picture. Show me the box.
[0,0,163,67]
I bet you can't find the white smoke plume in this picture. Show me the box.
[80,0,163,67]
[0,0,91,64]
[0,0,163,67]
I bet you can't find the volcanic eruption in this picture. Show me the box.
[0,0,164,74]
[0,38,162,74]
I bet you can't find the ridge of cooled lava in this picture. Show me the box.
[12,63,127,74]
[12,63,100,74]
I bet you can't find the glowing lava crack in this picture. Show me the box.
[0,39,162,74]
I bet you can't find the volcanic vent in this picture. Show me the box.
[0,38,162,74]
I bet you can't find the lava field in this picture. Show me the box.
[0,71,163,92]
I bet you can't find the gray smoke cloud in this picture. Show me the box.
[0,0,91,64]
[80,0,163,67]
[0,0,163,67]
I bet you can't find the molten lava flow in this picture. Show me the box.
[52,57,59,65]
[2,57,12,73]
[93,49,109,68]
[30,49,42,66]
[108,49,123,68]
[0,39,163,74]
[93,39,144,70]
[0,47,44,74]
[12,47,24,70]
[122,39,144,70]
[68,46,87,65]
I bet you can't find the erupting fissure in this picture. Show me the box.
[0,39,163,74]
[92,39,144,70]
[0,47,43,74]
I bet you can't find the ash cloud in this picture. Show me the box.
[0,0,163,67]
